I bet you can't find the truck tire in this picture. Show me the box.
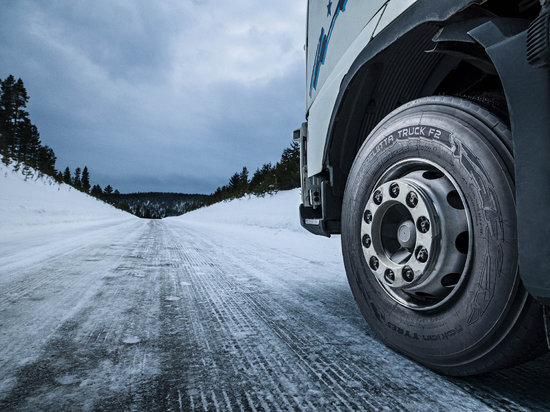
[341,96,546,376]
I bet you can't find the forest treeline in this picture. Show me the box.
[186,141,300,212]
[0,74,300,217]
[109,140,300,217]
[0,75,57,177]
[108,192,208,219]
[0,74,128,210]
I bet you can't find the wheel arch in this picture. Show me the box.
[325,4,521,199]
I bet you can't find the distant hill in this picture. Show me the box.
[108,192,208,219]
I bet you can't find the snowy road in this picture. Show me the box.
[1,218,550,411]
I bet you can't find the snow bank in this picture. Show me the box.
[0,163,133,237]
[170,189,343,268]
[0,163,137,270]
[175,189,303,232]
[0,161,340,272]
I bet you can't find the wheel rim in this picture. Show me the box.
[360,159,472,311]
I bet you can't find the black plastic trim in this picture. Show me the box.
[299,181,342,237]
[469,20,550,301]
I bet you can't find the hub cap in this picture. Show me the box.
[361,161,471,311]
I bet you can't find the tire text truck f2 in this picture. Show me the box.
[295,0,550,376]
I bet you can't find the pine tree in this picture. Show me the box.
[0,76,30,162]
[90,184,103,197]
[103,185,113,195]
[0,75,58,177]
[81,166,91,193]
[16,118,33,165]
[238,166,249,197]
[63,167,72,184]
[228,172,240,197]
[18,122,42,170]
[14,78,29,131]
[0,80,7,159]
[249,163,277,195]
[275,141,300,190]
[12,79,30,161]
[73,167,82,189]
[37,145,56,176]
[0,75,18,158]
[28,124,42,168]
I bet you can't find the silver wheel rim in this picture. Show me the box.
[360,159,472,311]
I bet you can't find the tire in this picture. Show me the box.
[341,96,546,376]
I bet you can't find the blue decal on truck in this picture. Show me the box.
[309,0,348,97]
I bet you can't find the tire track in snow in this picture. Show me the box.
[165,220,550,412]
[0,220,161,410]
[0,220,149,398]
[146,222,491,411]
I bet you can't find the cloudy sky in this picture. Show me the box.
[0,0,306,193]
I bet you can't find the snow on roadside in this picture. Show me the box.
[174,189,303,232]
[169,189,343,267]
[0,163,133,236]
[0,163,137,272]
[0,160,342,273]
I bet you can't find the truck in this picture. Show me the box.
[295,0,550,376]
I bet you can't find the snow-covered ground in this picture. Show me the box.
[0,163,136,272]
[1,164,549,410]
[178,190,304,232]
[168,189,343,269]
[0,163,132,232]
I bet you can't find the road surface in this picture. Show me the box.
[1,218,549,411]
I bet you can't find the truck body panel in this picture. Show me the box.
[306,0,388,111]
[306,7,384,177]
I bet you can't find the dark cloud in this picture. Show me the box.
[0,0,306,193]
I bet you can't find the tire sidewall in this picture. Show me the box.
[342,99,520,367]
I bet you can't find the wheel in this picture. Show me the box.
[341,96,546,376]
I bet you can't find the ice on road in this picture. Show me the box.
[1,167,550,410]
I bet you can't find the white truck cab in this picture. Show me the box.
[295,0,550,375]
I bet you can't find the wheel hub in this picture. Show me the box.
[397,220,415,249]
[361,165,470,311]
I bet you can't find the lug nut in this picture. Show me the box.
[415,246,429,263]
[406,192,418,208]
[364,210,373,224]
[417,216,430,233]
[373,190,383,205]
[362,234,371,248]
[369,256,379,271]
[389,183,400,198]
[384,269,395,284]
[402,266,414,282]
